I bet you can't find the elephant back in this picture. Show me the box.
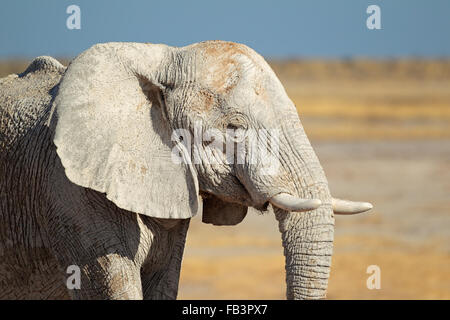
[0,56,65,152]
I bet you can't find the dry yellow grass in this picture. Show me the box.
[271,59,450,141]
[304,122,450,140]
[180,254,286,299]
[329,236,450,300]
[179,231,450,300]
[295,101,450,120]
[269,59,450,81]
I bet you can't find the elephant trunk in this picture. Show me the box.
[275,205,334,299]
[274,112,334,299]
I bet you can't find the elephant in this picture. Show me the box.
[0,41,372,300]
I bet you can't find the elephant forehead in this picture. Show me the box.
[201,57,240,94]
[196,41,257,94]
[202,40,247,55]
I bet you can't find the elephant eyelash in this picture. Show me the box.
[225,114,249,131]
[227,123,240,131]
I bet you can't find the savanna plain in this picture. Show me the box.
[1,59,449,299]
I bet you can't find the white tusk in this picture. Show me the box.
[332,198,373,215]
[270,193,321,212]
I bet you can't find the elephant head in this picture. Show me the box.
[53,41,372,299]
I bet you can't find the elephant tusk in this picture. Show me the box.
[270,193,321,212]
[332,198,373,215]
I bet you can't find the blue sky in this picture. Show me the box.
[1,0,449,58]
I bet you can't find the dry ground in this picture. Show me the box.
[1,59,449,299]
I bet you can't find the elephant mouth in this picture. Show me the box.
[253,200,270,212]
[232,172,372,215]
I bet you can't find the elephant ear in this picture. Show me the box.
[53,43,201,219]
[202,195,248,226]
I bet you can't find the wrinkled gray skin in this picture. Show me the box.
[0,41,335,299]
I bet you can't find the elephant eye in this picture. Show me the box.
[226,123,248,143]
[226,119,248,131]
[223,114,248,142]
